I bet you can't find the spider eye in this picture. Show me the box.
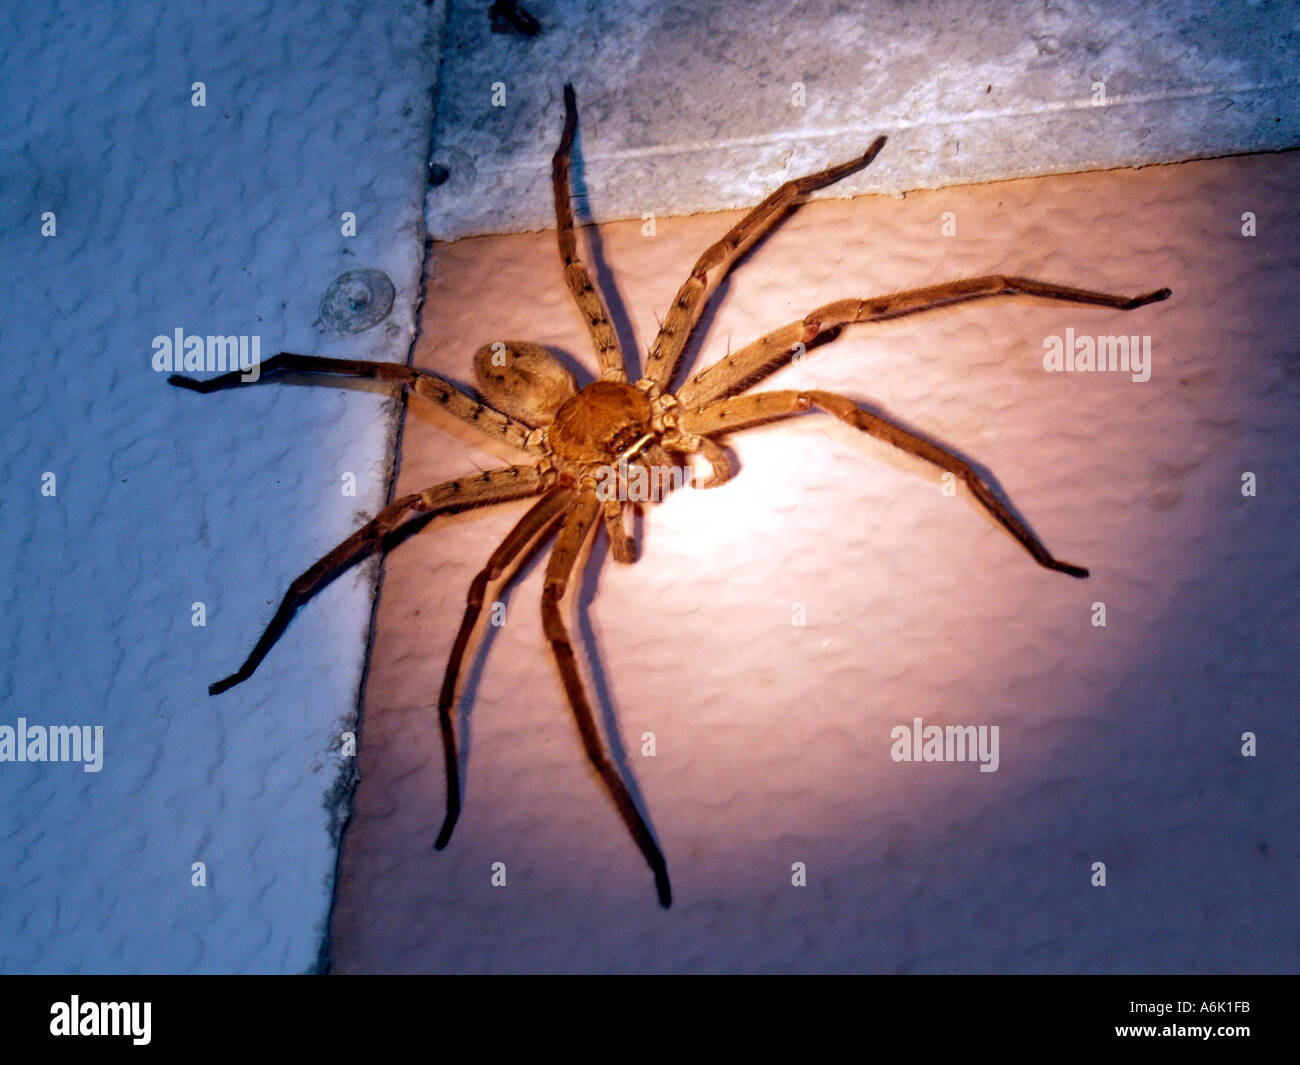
[610,428,640,453]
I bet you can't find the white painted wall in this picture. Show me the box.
[0,0,439,973]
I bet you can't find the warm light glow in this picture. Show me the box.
[686,449,714,486]
[341,139,1290,969]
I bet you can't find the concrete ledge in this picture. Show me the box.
[426,0,1300,238]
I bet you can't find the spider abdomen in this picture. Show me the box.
[548,380,654,464]
[472,341,577,426]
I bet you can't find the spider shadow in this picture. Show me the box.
[561,117,866,403]
[813,391,1059,552]
[572,528,662,839]
[564,112,642,380]
[591,176,1064,546]
[531,344,599,392]
[667,222,789,390]
[250,372,395,397]
[454,522,553,815]
[377,505,550,836]
[380,503,661,851]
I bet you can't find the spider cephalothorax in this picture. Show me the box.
[169,84,1169,907]
[469,345,717,558]
[547,380,655,467]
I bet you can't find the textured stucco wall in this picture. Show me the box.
[0,0,440,973]
[332,149,1300,972]
[426,0,1300,239]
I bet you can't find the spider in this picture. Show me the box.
[169,84,1170,908]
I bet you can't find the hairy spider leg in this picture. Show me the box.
[541,495,673,907]
[679,276,1172,408]
[203,467,544,695]
[643,135,888,391]
[433,488,573,849]
[553,84,628,383]
[681,391,1091,578]
[170,353,538,453]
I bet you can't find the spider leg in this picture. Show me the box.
[553,84,628,383]
[600,497,635,563]
[677,276,1172,408]
[207,465,545,695]
[643,134,887,391]
[658,432,733,489]
[432,487,573,850]
[541,494,672,907]
[681,390,1089,578]
[170,353,537,453]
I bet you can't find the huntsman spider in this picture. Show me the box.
[169,85,1170,907]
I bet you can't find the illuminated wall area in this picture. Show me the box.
[333,150,1299,971]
